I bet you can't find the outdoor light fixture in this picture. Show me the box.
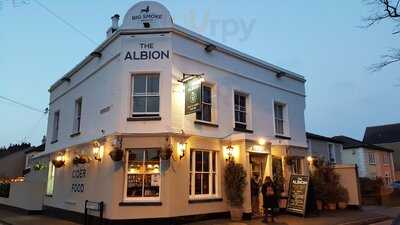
[90,51,102,58]
[52,152,66,168]
[307,156,313,163]
[205,44,216,52]
[93,142,104,162]
[258,138,267,146]
[177,143,187,160]
[178,73,204,83]
[143,22,150,28]
[276,72,285,78]
[225,145,235,162]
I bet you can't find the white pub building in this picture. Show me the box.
[34,1,307,224]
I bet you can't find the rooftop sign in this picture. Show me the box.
[121,1,173,29]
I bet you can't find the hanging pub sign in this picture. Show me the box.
[287,175,310,216]
[184,78,202,115]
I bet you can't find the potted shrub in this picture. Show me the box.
[337,185,349,209]
[224,161,247,221]
[109,148,124,161]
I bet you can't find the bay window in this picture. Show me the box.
[132,74,160,116]
[189,150,218,199]
[125,149,160,201]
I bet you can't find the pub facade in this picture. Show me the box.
[33,1,308,223]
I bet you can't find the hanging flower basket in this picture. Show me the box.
[33,163,47,171]
[159,147,172,160]
[73,155,89,165]
[109,149,124,161]
[52,159,65,168]
[22,168,31,175]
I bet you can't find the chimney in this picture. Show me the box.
[107,14,120,38]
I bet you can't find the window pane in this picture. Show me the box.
[276,119,284,134]
[274,104,283,119]
[145,150,160,173]
[133,96,146,113]
[195,151,202,172]
[127,174,143,197]
[234,94,239,105]
[203,86,211,103]
[202,173,209,194]
[134,75,146,94]
[189,173,192,195]
[239,95,246,108]
[212,152,216,172]
[202,104,212,122]
[195,173,202,194]
[128,150,144,172]
[143,174,160,197]
[147,75,159,93]
[146,96,159,113]
[203,152,210,172]
[212,173,216,194]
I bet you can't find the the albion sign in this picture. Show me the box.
[124,42,169,61]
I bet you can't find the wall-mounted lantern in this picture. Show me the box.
[93,142,104,162]
[224,145,236,162]
[52,152,65,168]
[177,143,187,160]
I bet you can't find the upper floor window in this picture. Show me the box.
[52,111,60,142]
[234,92,248,129]
[274,102,288,136]
[189,150,218,199]
[196,85,212,122]
[125,149,160,201]
[328,143,336,164]
[73,98,82,134]
[368,152,376,165]
[383,152,390,165]
[132,74,160,116]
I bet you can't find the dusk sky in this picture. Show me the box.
[0,0,398,147]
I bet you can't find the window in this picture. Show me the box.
[132,74,160,116]
[196,85,212,122]
[291,158,303,174]
[125,149,160,200]
[328,143,336,164]
[189,150,218,198]
[52,111,60,142]
[274,102,287,135]
[73,98,82,133]
[384,172,391,185]
[234,92,247,129]
[368,152,376,165]
[383,152,390,165]
[46,161,55,196]
[25,154,33,169]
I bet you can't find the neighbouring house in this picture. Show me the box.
[306,132,343,165]
[333,136,395,185]
[25,1,308,223]
[363,123,400,180]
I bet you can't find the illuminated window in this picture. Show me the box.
[189,150,218,198]
[125,149,160,200]
[196,85,212,122]
[46,161,55,196]
[132,74,160,115]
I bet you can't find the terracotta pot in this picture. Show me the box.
[230,206,242,221]
[109,149,124,161]
[328,203,337,210]
[338,202,347,209]
[316,200,323,211]
[52,159,65,168]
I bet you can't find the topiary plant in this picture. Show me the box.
[224,161,247,206]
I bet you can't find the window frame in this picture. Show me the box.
[368,152,376,165]
[234,91,248,128]
[131,73,160,116]
[52,111,60,142]
[273,101,289,136]
[46,161,55,196]
[73,98,82,134]
[189,149,219,200]
[123,148,161,203]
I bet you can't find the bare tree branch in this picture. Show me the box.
[369,48,400,71]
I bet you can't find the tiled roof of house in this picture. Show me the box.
[363,123,400,144]
[333,135,393,152]
[306,132,343,144]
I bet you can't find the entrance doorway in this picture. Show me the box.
[250,153,267,217]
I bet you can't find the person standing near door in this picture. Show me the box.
[262,176,278,223]
[251,174,261,216]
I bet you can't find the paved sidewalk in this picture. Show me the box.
[0,206,398,225]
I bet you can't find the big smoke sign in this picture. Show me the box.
[124,42,170,61]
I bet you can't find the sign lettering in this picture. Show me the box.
[185,79,202,115]
[124,42,170,61]
[287,175,310,216]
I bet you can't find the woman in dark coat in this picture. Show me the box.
[261,176,279,223]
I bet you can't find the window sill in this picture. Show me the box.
[234,127,254,133]
[194,120,219,128]
[50,140,58,144]
[119,201,162,206]
[70,132,81,138]
[189,198,223,204]
[275,134,291,140]
[127,116,161,121]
